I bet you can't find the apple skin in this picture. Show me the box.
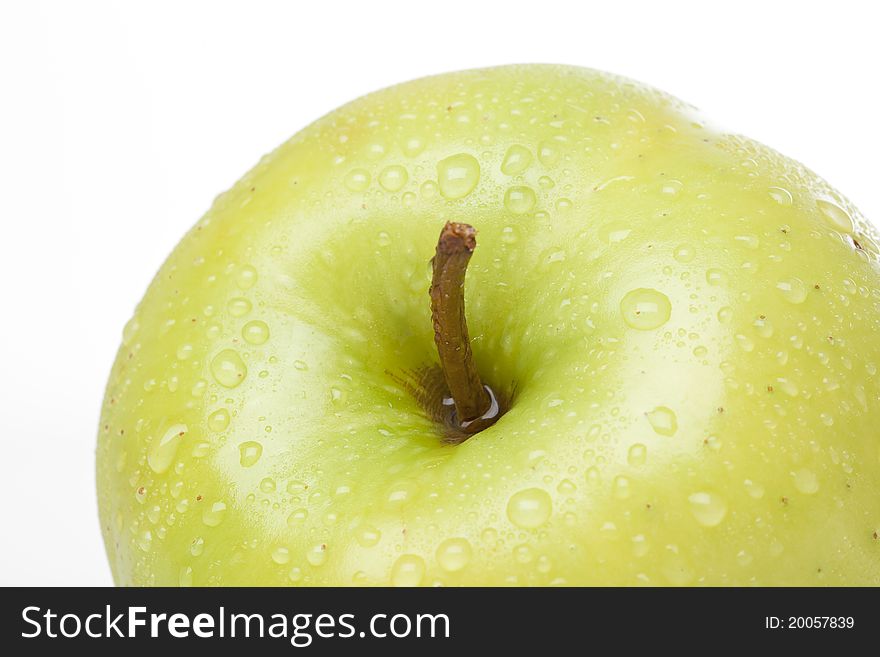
[97,65,880,586]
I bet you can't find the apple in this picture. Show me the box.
[97,65,880,586]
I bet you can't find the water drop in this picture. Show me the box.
[271,546,290,565]
[688,491,728,527]
[344,168,370,192]
[793,469,819,494]
[768,186,793,206]
[776,278,807,304]
[260,477,276,493]
[500,144,532,175]
[717,306,734,323]
[228,297,252,317]
[753,316,774,338]
[242,320,269,345]
[437,153,480,199]
[355,524,381,548]
[391,554,425,586]
[504,186,536,214]
[436,538,472,572]
[148,423,187,474]
[599,221,632,244]
[673,244,695,263]
[238,441,263,467]
[202,501,227,527]
[378,165,408,192]
[627,443,647,467]
[506,488,552,529]
[287,508,308,526]
[646,406,678,436]
[306,543,327,567]
[190,537,205,557]
[207,408,230,432]
[176,344,194,360]
[293,360,308,371]
[620,288,672,330]
[211,349,247,388]
[613,476,631,500]
[632,534,650,558]
[744,479,765,499]
[735,333,755,353]
[236,265,258,290]
[706,268,728,286]
[661,179,683,197]
[816,199,853,233]
[537,141,561,166]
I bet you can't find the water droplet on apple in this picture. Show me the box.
[390,554,425,586]
[436,538,472,572]
[537,141,561,166]
[238,441,263,467]
[355,524,381,547]
[599,221,632,244]
[706,268,728,286]
[501,226,518,244]
[735,333,755,353]
[501,144,532,175]
[673,244,696,263]
[776,277,807,304]
[136,529,153,552]
[768,186,793,206]
[660,179,683,197]
[378,165,408,192]
[344,168,370,192]
[176,343,194,361]
[236,265,258,290]
[613,476,631,500]
[288,567,303,583]
[271,546,290,565]
[293,360,308,371]
[306,543,327,567]
[646,406,677,436]
[148,423,187,474]
[793,469,819,494]
[202,501,227,527]
[717,306,733,323]
[287,508,308,526]
[242,320,269,345]
[260,477,276,493]
[504,186,536,214]
[376,231,391,247]
[630,534,650,558]
[753,316,774,338]
[211,349,247,388]
[744,479,765,499]
[620,288,672,330]
[207,408,230,432]
[437,153,480,199]
[190,537,205,556]
[688,491,728,527]
[514,544,533,564]
[506,488,552,529]
[228,297,252,317]
[627,443,647,466]
[816,199,853,233]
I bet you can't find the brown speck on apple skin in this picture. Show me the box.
[767,385,774,392]
[781,496,789,506]
[196,495,203,502]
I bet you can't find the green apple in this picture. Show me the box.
[97,65,880,586]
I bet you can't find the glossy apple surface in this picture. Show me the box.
[97,65,880,585]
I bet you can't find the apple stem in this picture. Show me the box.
[430,222,499,435]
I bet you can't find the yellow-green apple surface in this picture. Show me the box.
[97,65,880,586]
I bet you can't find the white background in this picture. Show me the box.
[0,0,877,586]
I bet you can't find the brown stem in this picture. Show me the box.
[430,222,497,434]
